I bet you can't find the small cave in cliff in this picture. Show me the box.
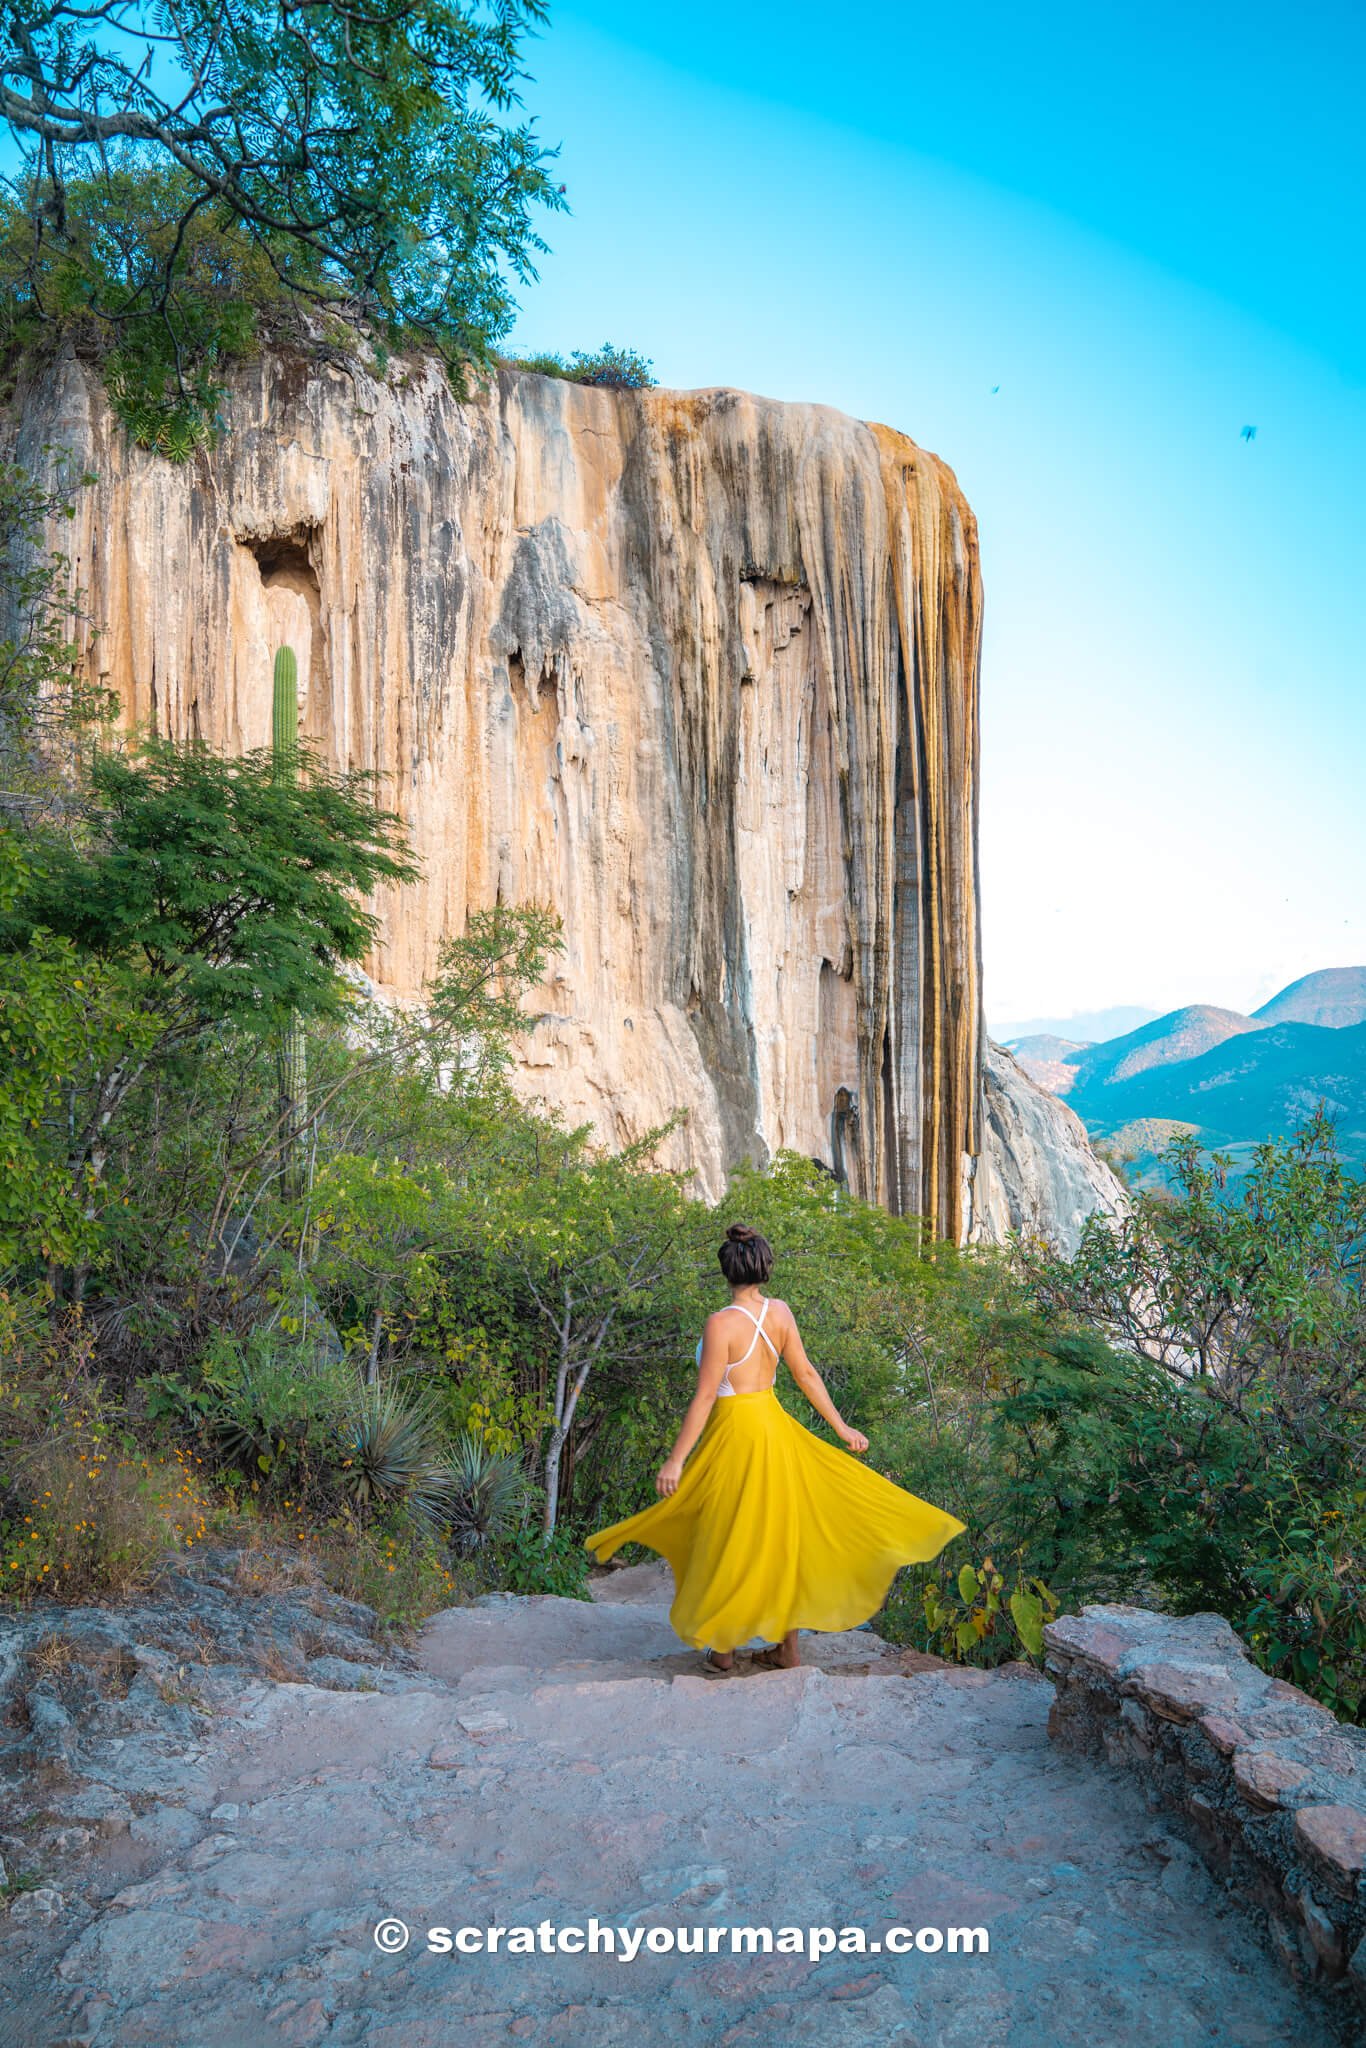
[248,532,316,584]
[241,529,324,727]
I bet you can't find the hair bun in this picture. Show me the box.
[725,1223,755,1243]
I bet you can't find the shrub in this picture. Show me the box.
[339,1382,454,1528]
[0,1306,219,1602]
[503,344,656,389]
[188,1331,354,1509]
[918,1555,1058,1666]
[444,1432,526,1555]
[317,1507,463,1630]
[495,1524,591,1599]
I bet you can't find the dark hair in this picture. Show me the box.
[718,1222,773,1286]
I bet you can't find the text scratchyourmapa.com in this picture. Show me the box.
[372,1918,989,1962]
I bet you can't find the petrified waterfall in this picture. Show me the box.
[14,352,985,1238]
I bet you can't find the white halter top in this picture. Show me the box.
[695,1299,780,1395]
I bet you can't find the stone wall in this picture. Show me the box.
[1044,1604,1366,2015]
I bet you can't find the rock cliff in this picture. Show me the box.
[13,349,986,1234]
[970,1041,1128,1253]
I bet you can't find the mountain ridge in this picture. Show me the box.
[1012,968,1366,1177]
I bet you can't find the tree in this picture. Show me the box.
[1010,1116,1366,1720]
[1024,1112,1366,1450]
[231,900,561,1356]
[1,0,563,329]
[1,2,566,447]
[481,1122,695,1537]
[0,732,416,1287]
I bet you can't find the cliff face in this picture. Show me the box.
[13,350,985,1233]
[971,1042,1129,1254]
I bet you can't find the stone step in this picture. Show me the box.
[417,1590,911,1695]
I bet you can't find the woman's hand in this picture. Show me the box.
[837,1421,869,1455]
[656,1456,684,1497]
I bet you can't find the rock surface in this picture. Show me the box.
[969,1041,1128,1252]
[9,353,984,1237]
[1044,1602,1366,2017]
[0,1560,1346,2045]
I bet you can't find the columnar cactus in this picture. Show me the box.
[272,645,307,1195]
[272,644,299,771]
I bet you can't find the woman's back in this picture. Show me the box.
[696,1295,790,1396]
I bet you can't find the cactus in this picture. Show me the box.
[272,645,307,1196]
[271,645,299,773]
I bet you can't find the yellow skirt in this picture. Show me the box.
[584,1387,966,1652]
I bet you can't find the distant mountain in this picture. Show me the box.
[1007,1034,1092,1060]
[1067,1005,1266,1091]
[1253,966,1366,1030]
[1005,1033,1093,1097]
[1019,967,1366,1182]
[993,1003,1160,1043]
[1071,1020,1366,1167]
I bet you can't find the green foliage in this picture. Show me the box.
[191,1330,353,1506]
[471,1112,700,1532]
[2,4,567,450]
[496,1523,591,1599]
[0,452,108,783]
[270,643,307,1196]
[339,1382,452,1527]
[7,734,415,1029]
[444,1432,527,1554]
[504,344,657,389]
[989,1121,1366,1719]
[0,857,150,1269]
[0,168,313,456]
[918,1554,1058,1666]
[0,732,416,1285]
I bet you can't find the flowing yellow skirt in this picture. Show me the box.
[584,1388,966,1652]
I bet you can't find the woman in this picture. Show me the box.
[584,1223,966,1675]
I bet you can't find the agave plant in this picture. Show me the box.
[339,1383,453,1527]
[442,1432,527,1556]
[201,1334,348,1497]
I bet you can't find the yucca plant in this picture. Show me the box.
[443,1433,527,1555]
[339,1383,452,1528]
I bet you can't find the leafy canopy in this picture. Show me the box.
[5,734,417,1031]
[0,1,567,447]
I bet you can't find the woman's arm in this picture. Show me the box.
[779,1307,869,1453]
[655,1316,730,1495]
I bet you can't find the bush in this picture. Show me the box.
[495,1525,591,1599]
[0,1302,219,1602]
[503,344,656,390]
[178,1331,355,1510]
[444,1433,527,1555]
[339,1382,453,1528]
[314,1506,464,1630]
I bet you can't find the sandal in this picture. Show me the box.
[701,1649,735,1678]
[749,1644,791,1671]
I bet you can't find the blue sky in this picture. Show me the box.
[504,2,1366,1032]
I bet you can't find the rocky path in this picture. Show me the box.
[0,1562,1344,2047]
